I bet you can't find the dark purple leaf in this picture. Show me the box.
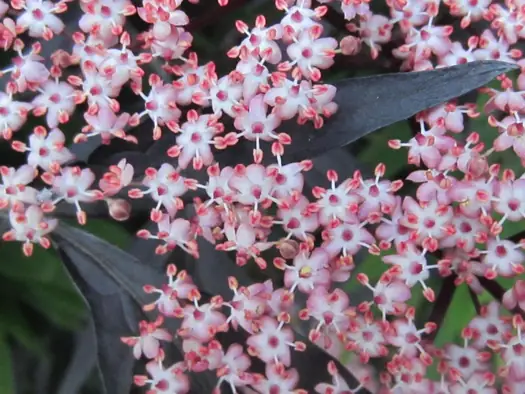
[52,223,218,394]
[216,60,517,166]
[56,323,97,394]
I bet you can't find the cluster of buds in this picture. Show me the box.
[1,0,525,392]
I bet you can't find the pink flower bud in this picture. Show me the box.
[340,35,362,56]
[108,198,131,221]
[278,239,300,259]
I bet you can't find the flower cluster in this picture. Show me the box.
[2,0,525,392]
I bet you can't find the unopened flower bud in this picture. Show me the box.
[340,36,362,56]
[278,239,299,259]
[107,198,131,221]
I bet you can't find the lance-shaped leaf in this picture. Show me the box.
[52,223,218,394]
[215,60,517,166]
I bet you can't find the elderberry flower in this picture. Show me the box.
[2,205,57,256]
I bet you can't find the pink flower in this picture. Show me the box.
[150,26,193,61]
[346,313,388,362]
[180,302,227,343]
[0,164,38,208]
[234,94,281,146]
[2,205,57,256]
[216,343,253,389]
[304,287,352,333]
[404,23,453,59]
[138,0,189,40]
[82,107,132,143]
[98,46,142,89]
[278,194,319,241]
[280,1,322,35]
[0,18,16,50]
[24,127,73,172]
[253,364,300,394]
[237,21,283,64]
[474,29,520,63]
[208,74,243,117]
[493,114,525,160]
[149,215,198,257]
[32,80,76,127]
[383,243,435,298]
[247,316,294,366]
[480,238,525,277]
[286,29,337,79]
[122,317,172,359]
[355,13,393,59]
[99,159,134,196]
[72,66,121,113]
[503,280,525,312]
[79,0,132,39]
[0,92,33,139]
[50,167,103,223]
[359,274,411,318]
[16,0,65,39]
[139,76,181,138]
[449,372,497,394]
[468,301,510,349]
[229,164,276,208]
[134,360,189,394]
[283,247,331,293]
[9,51,49,92]
[323,218,375,258]
[137,164,193,216]
[170,111,220,170]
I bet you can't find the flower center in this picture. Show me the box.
[251,186,262,199]
[216,90,228,101]
[89,85,102,96]
[508,198,520,211]
[291,10,303,22]
[252,122,264,134]
[213,188,224,199]
[269,385,280,394]
[302,48,313,58]
[66,188,78,198]
[193,310,204,320]
[495,245,507,257]
[410,262,424,274]
[32,9,44,20]
[342,229,353,241]
[362,331,373,341]
[100,5,112,17]
[328,194,339,205]
[487,324,498,335]
[459,356,470,368]
[155,380,169,390]
[191,132,201,143]
[268,335,279,348]
[275,173,286,185]
[323,312,334,324]
[49,93,61,103]
[287,218,300,229]
[369,184,380,197]
[145,101,157,111]
[460,222,472,233]
[423,218,436,228]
